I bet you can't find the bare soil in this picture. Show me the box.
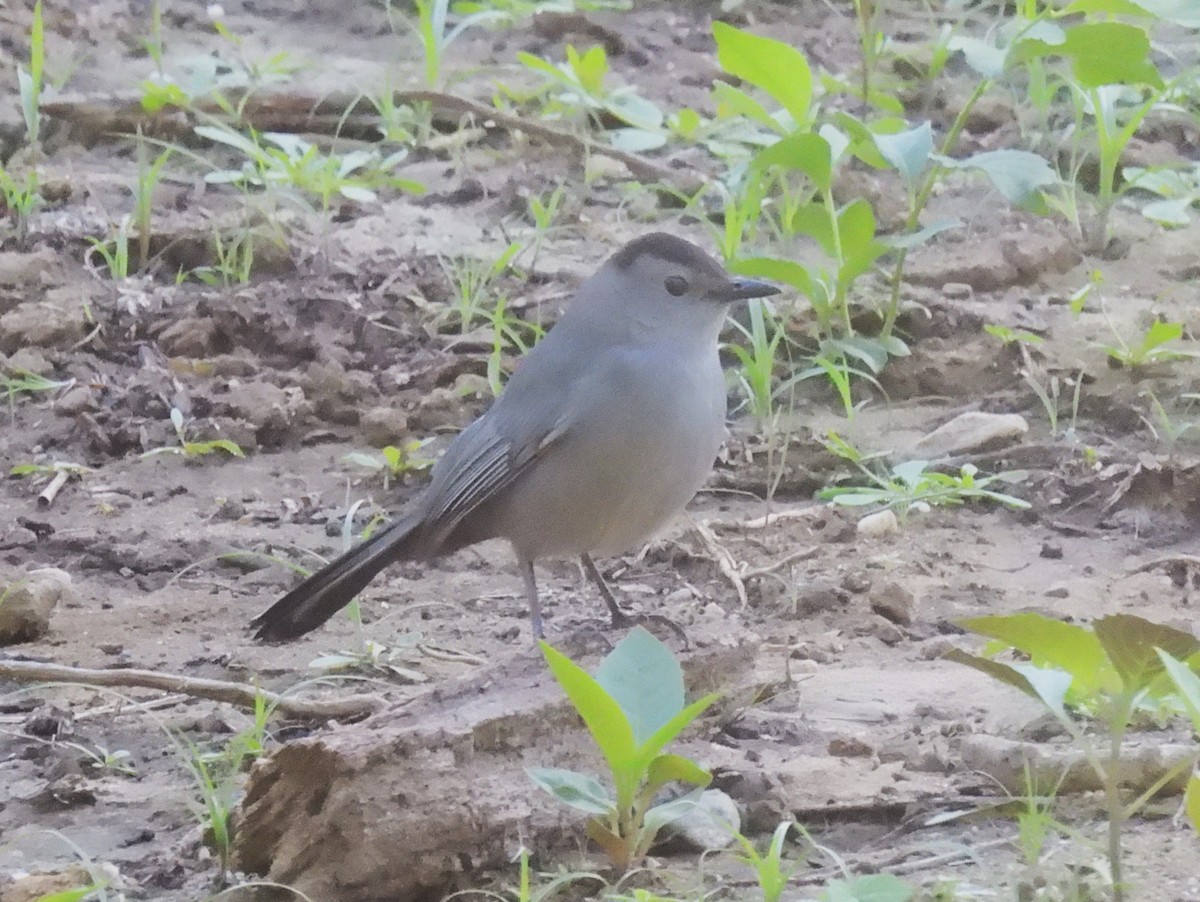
[2,1,1199,900]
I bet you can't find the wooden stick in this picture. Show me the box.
[0,659,383,722]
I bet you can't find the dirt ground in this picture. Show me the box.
[2,1,1199,900]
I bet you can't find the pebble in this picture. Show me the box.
[913,411,1028,456]
[0,568,74,644]
[870,580,916,626]
[857,509,899,537]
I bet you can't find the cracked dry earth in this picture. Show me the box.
[2,1,1200,900]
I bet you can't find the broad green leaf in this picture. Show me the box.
[1140,320,1184,351]
[882,218,962,250]
[732,257,814,298]
[1015,22,1164,88]
[944,649,1072,720]
[949,36,1007,78]
[608,127,667,153]
[822,873,914,902]
[873,122,933,188]
[1158,650,1200,734]
[959,612,1112,693]
[641,787,708,834]
[1093,615,1200,692]
[607,92,664,131]
[936,150,1058,206]
[713,22,812,126]
[541,641,637,772]
[789,203,837,254]
[29,888,104,902]
[636,692,721,770]
[1186,774,1200,834]
[646,753,711,795]
[711,82,784,133]
[526,767,614,815]
[752,132,832,192]
[594,627,684,745]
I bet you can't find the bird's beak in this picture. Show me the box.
[722,277,781,301]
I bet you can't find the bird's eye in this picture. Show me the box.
[664,275,689,296]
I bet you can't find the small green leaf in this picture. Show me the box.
[873,122,933,188]
[1093,614,1200,692]
[959,612,1112,693]
[1158,650,1200,734]
[937,149,1058,207]
[944,649,1072,720]
[712,22,812,126]
[527,767,614,815]
[645,753,711,794]
[1015,22,1164,88]
[882,218,962,250]
[541,641,638,772]
[594,627,684,745]
[1186,774,1200,834]
[752,132,832,192]
[732,257,814,298]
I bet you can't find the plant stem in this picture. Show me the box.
[882,77,992,338]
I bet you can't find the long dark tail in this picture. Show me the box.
[251,515,421,642]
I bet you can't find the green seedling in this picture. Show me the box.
[1099,320,1199,369]
[732,821,801,902]
[819,434,1029,517]
[141,408,246,461]
[518,44,665,151]
[1125,163,1200,227]
[190,224,260,287]
[402,0,503,89]
[86,216,134,281]
[1022,367,1083,439]
[1157,651,1200,835]
[529,627,719,870]
[196,124,424,215]
[1139,390,1200,454]
[17,0,44,148]
[133,131,173,271]
[342,439,436,490]
[10,460,93,479]
[947,613,1200,902]
[437,242,522,333]
[486,296,543,396]
[985,324,1045,347]
[727,298,786,425]
[0,166,44,245]
[3,369,73,406]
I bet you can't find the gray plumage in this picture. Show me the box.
[251,233,778,641]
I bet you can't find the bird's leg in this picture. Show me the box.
[520,558,545,639]
[580,554,631,627]
[580,553,690,649]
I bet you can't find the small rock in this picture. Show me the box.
[0,568,73,644]
[870,616,904,645]
[158,316,224,357]
[827,735,876,758]
[0,299,80,354]
[1039,542,1063,559]
[4,347,52,375]
[360,405,411,447]
[56,385,98,415]
[870,580,916,626]
[856,509,899,537]
[913,411,1028,456]
[0,865,104,902]
[841,571,871,594]
[942,282,973,299]
[659,789,739,852]
[410,386,473,432]
[1044,586,1069,598]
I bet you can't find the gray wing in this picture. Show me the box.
[412,330,588,546]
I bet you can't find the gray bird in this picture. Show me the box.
[252,233,778,641]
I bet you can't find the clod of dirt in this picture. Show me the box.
[658,788,740,852]
[0,864,114,902]
[1,347,53,375]
[233,619,758,901]
[217,380,308,448]
[56,384,99,416]
[912,411,1028,456]
[0,568,74,644]
[157,316,227,358]
[359,405,410,446]
[0,290,83,354]
[958,733,1196,796]
[0,247,63,304]
[869,580,916,626]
